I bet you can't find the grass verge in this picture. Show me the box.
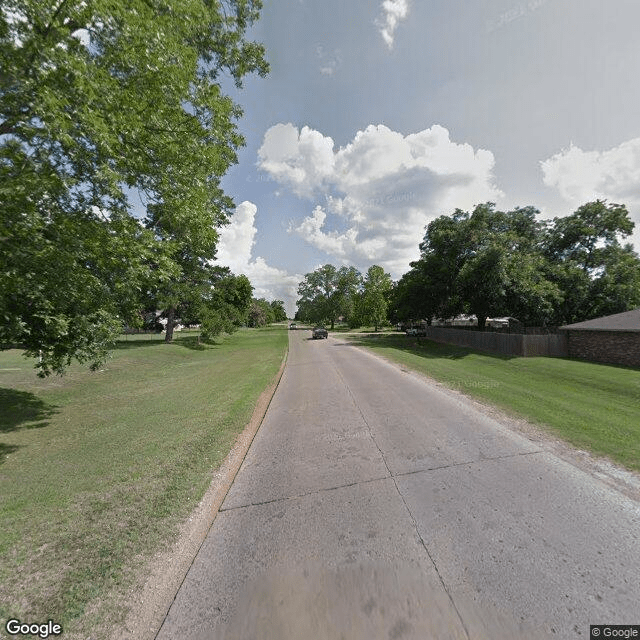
[343,333,640,472]
[0,326,287,638]
[329,324,395,334]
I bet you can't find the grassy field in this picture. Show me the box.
[343,333,640,472]
[0,326,287,637]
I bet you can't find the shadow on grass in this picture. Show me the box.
[337,334,519,361]
[0,442,20,464]
[115,338,165,350]
[0,388,58,433]
[173,336,210,351]
[116,334,212,351]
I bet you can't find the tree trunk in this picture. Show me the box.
[477,315,487,331]
[330,318,335,330]
[165,306,176,342]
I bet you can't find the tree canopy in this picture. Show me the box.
[542,201,640,322]
[296,265,362,329]
[393,200,640,329]
[358,265,392,331]
[269,300,288,322]
[1,0,268,374]
[196,267,253,342]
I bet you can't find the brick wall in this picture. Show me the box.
[565,330,640,367]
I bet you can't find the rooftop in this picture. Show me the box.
[560,308,640,332]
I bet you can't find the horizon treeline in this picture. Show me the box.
[295,200,640,331]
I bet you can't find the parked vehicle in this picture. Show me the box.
[405,324,427,337]
[312,326,328,339]
[289,323,297,330]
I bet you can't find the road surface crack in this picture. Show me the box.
[218,474,392,512]
[219,452,544,513]
[330,359,472,640]
[392,449,544,480]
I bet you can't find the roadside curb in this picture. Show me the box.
[118,344,289,640]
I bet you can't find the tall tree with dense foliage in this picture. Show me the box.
[296,264,362,328]
[247,298,275,327]
[270,300,288,322]
[395,200,639,330]
[0,0,268,373]
[198,268,253,342]
[414,203,562,329]
[334,266,362,325]
[358,265,392,331]
[542,201,640,323]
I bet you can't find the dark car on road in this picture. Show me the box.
[289,323,297,330]
[312,326,328,339]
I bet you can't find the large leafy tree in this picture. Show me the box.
[390,250,463,326]
[334,266,362,325]
[247,298,275,327]
[542,201,640,322]
[1,0,268,373]
[296,264,362,329]
[402,200,638,330]
[269,300,287,322]
[187,266,253,342]
[359,265,392,331]
[415,203,561,329]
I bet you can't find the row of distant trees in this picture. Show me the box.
[295,264,393,331]
[148,265,287,342]
[248,299,288,327]
[296,200,640,331]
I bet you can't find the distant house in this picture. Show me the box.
[431,315,523,331]
[432,315,477,327]
[560,308,640,367]
[486,316,524,331]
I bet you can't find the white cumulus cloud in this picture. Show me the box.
[216,201,301,316]
[258,123,503,278]
[541,138,640,253]
[376,0,410,50]
[541,139,640,206]
[257,123,335,198]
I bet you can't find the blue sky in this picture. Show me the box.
[214,0,640,315]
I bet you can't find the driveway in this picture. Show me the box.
[157,330,640,639]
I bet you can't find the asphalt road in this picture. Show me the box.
[157,329,640,639]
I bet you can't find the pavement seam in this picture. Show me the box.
[218,474,393,512]
[391,449,544,480]
[330,356,472,640]
[219,451,545,512]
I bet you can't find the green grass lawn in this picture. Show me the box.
[0,326,287,636]
[343,333,640,472]
[329,324,396,333]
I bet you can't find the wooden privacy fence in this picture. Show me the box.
[420,327,568,357]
